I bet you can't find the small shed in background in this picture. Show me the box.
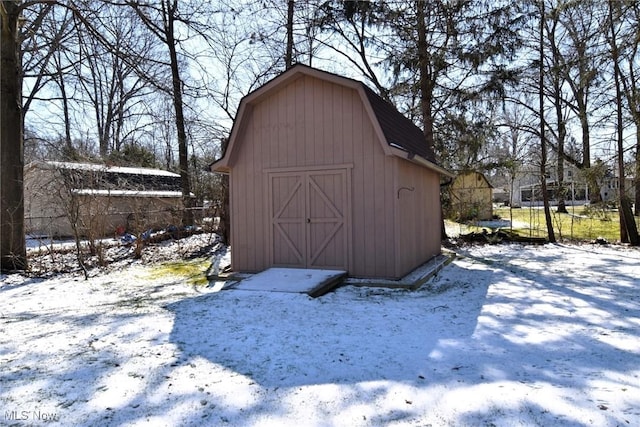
[211,65,452,279]
[25,161,183,238]
[449,171,494,221]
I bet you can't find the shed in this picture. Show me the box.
[449,171,493,221]
[211,65,452,279]
[25,161,184,238]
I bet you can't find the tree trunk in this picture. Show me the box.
[1,2,27,271]
[609,1,639,244]
[609,0,632,244]
[554,97,567,213]
[57,66,74,158]
[218,139,230,245]
[548,11,567,214]
[416,0,435,150]
[540,1,556,243]
[416,0,446,240]
[620,197,639,245]
[634,124,640,216]
[165,1,193,226]
[285,0,294,69]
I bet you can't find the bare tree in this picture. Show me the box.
[127,0,197,225]
[545,5,570,213]
[72,2,159,157]
[495,101,539,208]
[239,0,323,71]
[48,12,78,158]
[313,1,392,99]
[560,1,603,167]
[2,0,160,271]
[555,0,608,204]
[21,2,65,118]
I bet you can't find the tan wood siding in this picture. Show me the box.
[230,76,369,273]
[347,86,396,278]
[227,74,435,278]
[395,159,442,278]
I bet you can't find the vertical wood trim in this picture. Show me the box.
[285,83,295,167]
[304,78,314,166]
[333,86,344,163]
[266,171,274,266]
[306,174,315,267]
[294,78,305,167]
[245,105,257,269]
[345,166,353,273]
[373,141,384,275]
[255,105,266,270]
[229,172,240,271]
[343,88,354,164]
[314,80,324,164]
[393,158,401,278]
[351,91,365,275]
[362,105,376,275]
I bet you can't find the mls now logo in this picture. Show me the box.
[5,410,29,421]
[5,409,59,422]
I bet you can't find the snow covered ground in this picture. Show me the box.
[1,242,639,426]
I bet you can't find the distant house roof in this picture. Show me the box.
[26,161,183,194]
[212,64,450,177]
[452,171,494,189]
[42,161,180,177]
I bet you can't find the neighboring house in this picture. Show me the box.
[449,171,493,221]
[25,161,184,238]
[495,161,635,207]
[211,65,452,279]
[600,175,635,203]
[493,163,590,207]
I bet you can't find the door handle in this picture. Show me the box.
[306,218,311,223]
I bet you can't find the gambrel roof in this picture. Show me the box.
[211,64,451,177]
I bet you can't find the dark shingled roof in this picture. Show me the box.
[361,84,437,164]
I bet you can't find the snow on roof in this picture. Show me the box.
[40,160,180,177]
[71,189,184,198]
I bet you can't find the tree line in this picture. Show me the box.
[2,0,640,271]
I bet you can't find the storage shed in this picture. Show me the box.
[25,161,184,238]
[449,171,494,221]
[211,65,452,279]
